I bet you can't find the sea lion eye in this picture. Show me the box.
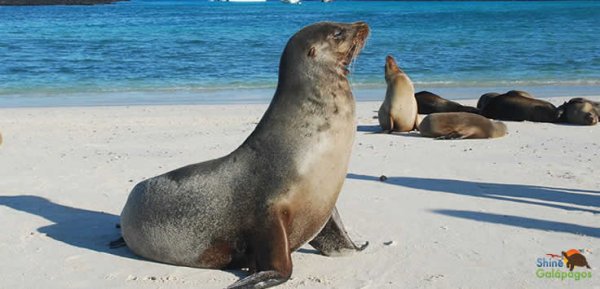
[332,29,344,39]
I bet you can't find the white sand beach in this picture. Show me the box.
[0,96,598,289]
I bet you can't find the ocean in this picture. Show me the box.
[1,0,599,106]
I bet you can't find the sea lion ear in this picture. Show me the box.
[308,47,316,58]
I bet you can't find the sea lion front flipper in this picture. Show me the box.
[228,209,292,289]
[309,206,368,257]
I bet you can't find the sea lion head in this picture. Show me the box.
[277,21,369,88]
[560,101,598,125]
[384,54,406,83]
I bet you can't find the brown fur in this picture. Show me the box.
[418,112,507,139]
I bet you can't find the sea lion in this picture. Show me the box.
[479,90,561,122]
[557,97,599,125]
[115,21,370,289]
[415,91,479,114]
[378,55,417,132]
[562,249,591,271]
[418,112,507,139]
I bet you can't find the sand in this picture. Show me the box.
[0,96,598,289]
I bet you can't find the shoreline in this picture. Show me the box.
[1,84,599,108]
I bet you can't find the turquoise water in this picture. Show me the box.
[1,0,599,106]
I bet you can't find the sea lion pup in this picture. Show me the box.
[415,91,479,114]
[418,112,507,139]
[557,97,599,125]
[378,55,417,132]
[479,90,561,122]
[116,22,370,289]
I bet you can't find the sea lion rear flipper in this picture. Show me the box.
[228,210,292,289]
[309,206,368,257]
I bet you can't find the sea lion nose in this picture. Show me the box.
[352,21,370,37]
[353,21,368,28]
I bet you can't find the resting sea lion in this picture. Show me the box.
[415,91,479,114]
[418,112,507,139]
[378,55,417,132]
[479,91,561,122]
[557,97,599,125]
[115,21,370,289]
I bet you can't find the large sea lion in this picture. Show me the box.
[115,22,370,289]
[557,97,599,125]
[415,91,479,114]
[479,90,561,122]
[418,112,507,139]
[378,55,418,132]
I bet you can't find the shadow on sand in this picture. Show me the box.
[431,209,600,238]
[357,125,381,132]
[357,125,422,138]
[346,174,600,238]
[0,195,139,260]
